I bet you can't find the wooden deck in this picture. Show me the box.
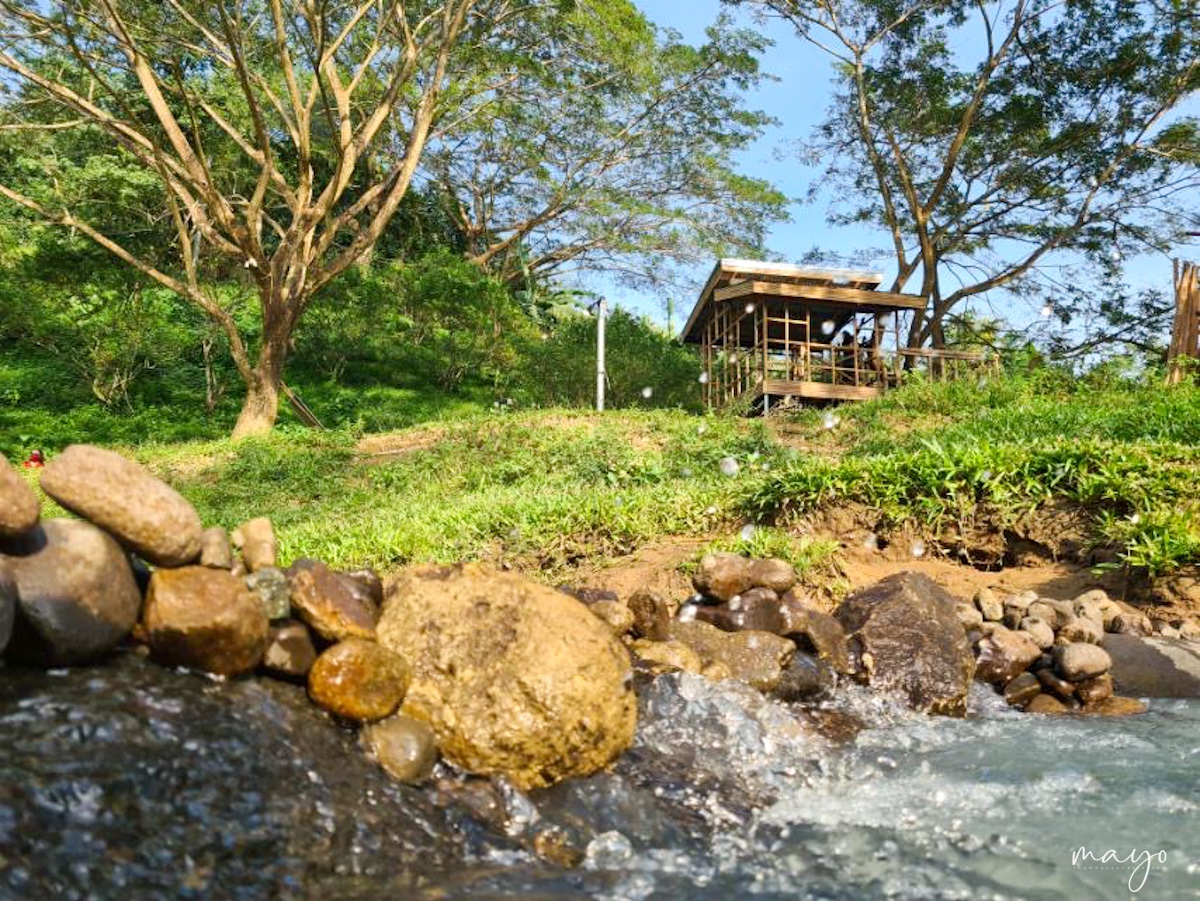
[757,379,885,403]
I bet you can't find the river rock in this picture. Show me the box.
[1057,616,1103,645]
[697,587,784,634]
[627,588,671,641]
[667,620,794,692]
[1001,591,1037,628]
[1025,693,1070,715]
[287,559,377,641]
[974,628,1042,686]
[556,586,619,605]
[0,563,16,655]
[0,519,141,665]
[261,620,317,681]
[308,639,410,722]
[199,527,233,569]
[0,457,39,538]
[957,603,984,630]
[141,566,269,676]
[1054,642,1111,682]
[1073,589,1121,629]
[341,567,385,608]
[747,557,796,593]
[1036,667,1077,700]
[783,606,850,675]
[590,599,635,635]
[39,444,201,567]
[231,517,277,572]
[1080,695,1147,716]
[973,588,1003,623]
[772,651,833,702]
[377,563,637,790]
[1003,672,1042,708]
[1103,634,1200,697]
[362,714,438,783]
[1026,601,1062,629]
[692,552,753,602]
[836,572,976,716]
[1075,673,1113,704]
[630,638,704,676]
[1111,611,1153,636]
[246,567,291,620]
[1019,618,1055,650]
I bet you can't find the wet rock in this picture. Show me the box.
[532,826,586,868]
[1157,624,1182,639]
[630,639,704,677]
[590,599,634,636]
[1003,672,1042,708]
[627,589,671,641]
[362,714,438,784]
[696,588,784,634]
[231,516,277,572]
[973,587,1003,623]
[0,564,16,655]
[783,606,850,675]
[956,603,984,630]
[1111,611,1153,636]
[308,639,410,722]
[1080,695,1147,716]
[666,620,794,692]
[692,552,753,603]
[747,557,796,594]
[1103,634,1200,698]
[1036,667,1077,700]
[771,651,833,702]
[836,572,976,716]
[1019,618,1055,650]
[1057,616,1103,645]
[1025,693,1070,715]
[287,558,377,641]
[261,620,317,681]
[199,526,233,569]
[0,456,39,538]
[974,628,1042,686]
[1075,673,1114,704]
[39,444,202,567]
[246,566,291,620]
[377,563,637,790]
[342,567,385,606]
[1,519,141,665]
[1054,642,1111,682]
[142,566,269,676]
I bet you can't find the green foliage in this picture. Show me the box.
[696,527,840,580]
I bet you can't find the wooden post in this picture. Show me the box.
[595,298,607,412]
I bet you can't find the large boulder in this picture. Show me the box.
[39,445,202,566]
[0,457,39,538]
[835,572,976,716]
[377,563,637,790]
[141,566,269,676]
[1103,634,1200,698]
[0,519,141,665]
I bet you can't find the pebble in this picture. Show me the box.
[1018,618,1055,650]
[362,714,438,783]
[973,588,1003,623]
[974,628,1041,686]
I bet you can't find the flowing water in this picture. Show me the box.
[2,654,1197,901]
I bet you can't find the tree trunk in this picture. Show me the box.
[231,305,291,439]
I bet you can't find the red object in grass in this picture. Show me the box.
[22,449,44,469]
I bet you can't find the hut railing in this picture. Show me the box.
[895,348,997,382]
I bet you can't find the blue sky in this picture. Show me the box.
[597,0,1195,338]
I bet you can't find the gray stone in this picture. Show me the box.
[1,519,141,665]
[1054,642,1112,682]
[39,445,202,567]
[363,714,439,784]
[246,567,291,620]
[0,456,39,538]
[836,572,976,716]
[1104,634,1200,698]
[1018,618,1055,650]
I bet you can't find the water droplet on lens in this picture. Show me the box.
[678,604,698,623]
[1129,512,1141,524]
[740,523,757,542]
[911,539,926,558]
[1040,304,1053,318]
[862,533,879,551]
[822,412,840,430]
[980,470,992,481]
[641,386,653,399]
[704,505,717,516]
[697,423,707,435]
[745,302,756,314]
[698,372,710,384]
[719,457,740,477]
[821,319,835,336]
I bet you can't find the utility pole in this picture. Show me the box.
[595,298,607,412]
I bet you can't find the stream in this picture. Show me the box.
[2,654,1197,900]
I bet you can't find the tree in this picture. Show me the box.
[0,0,518,435]
[425,2,789,290]
[739,0,1199,348]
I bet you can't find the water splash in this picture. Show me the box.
[719,457,740,478]
[910,539,926,558]
[698,372,710,385]
[739,524,757,542]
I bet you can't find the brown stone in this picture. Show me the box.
[1054,642,1112,682]
[1111,611,1153,636]
[836,572,976,716]
[0,562,17,656]
[666,619,794,692]
[261,620,317,681]
[696,587,785,634]
[0,457,39,538]
[1025,693,1070,715]
[308,639,410,722]
[973,587,1003,622]
[1036,667,1078,700]
[1057,616,1103,645]
[286,559,376,641]
[142,566,268,676]
[1003,672,1042,707]
[1080,695,1147,716]
[630,638,704,676]
[1,519,141,665]
[974,628,1042,686]
[957,603,984,630]
[199,527,233,569]
[341,567,385,608]
[1075,673,1114,704]
[39,445,202,566]
[692,552,752,602]
[1018,618,1055,650]
[231,517,277,573]
[772,651,833,702]
[783,606,850,675]
[627,589,671,641]
[747,557,796,594]
[589,599,634,636]
[362,714,438,783]
[377,563,637,790]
